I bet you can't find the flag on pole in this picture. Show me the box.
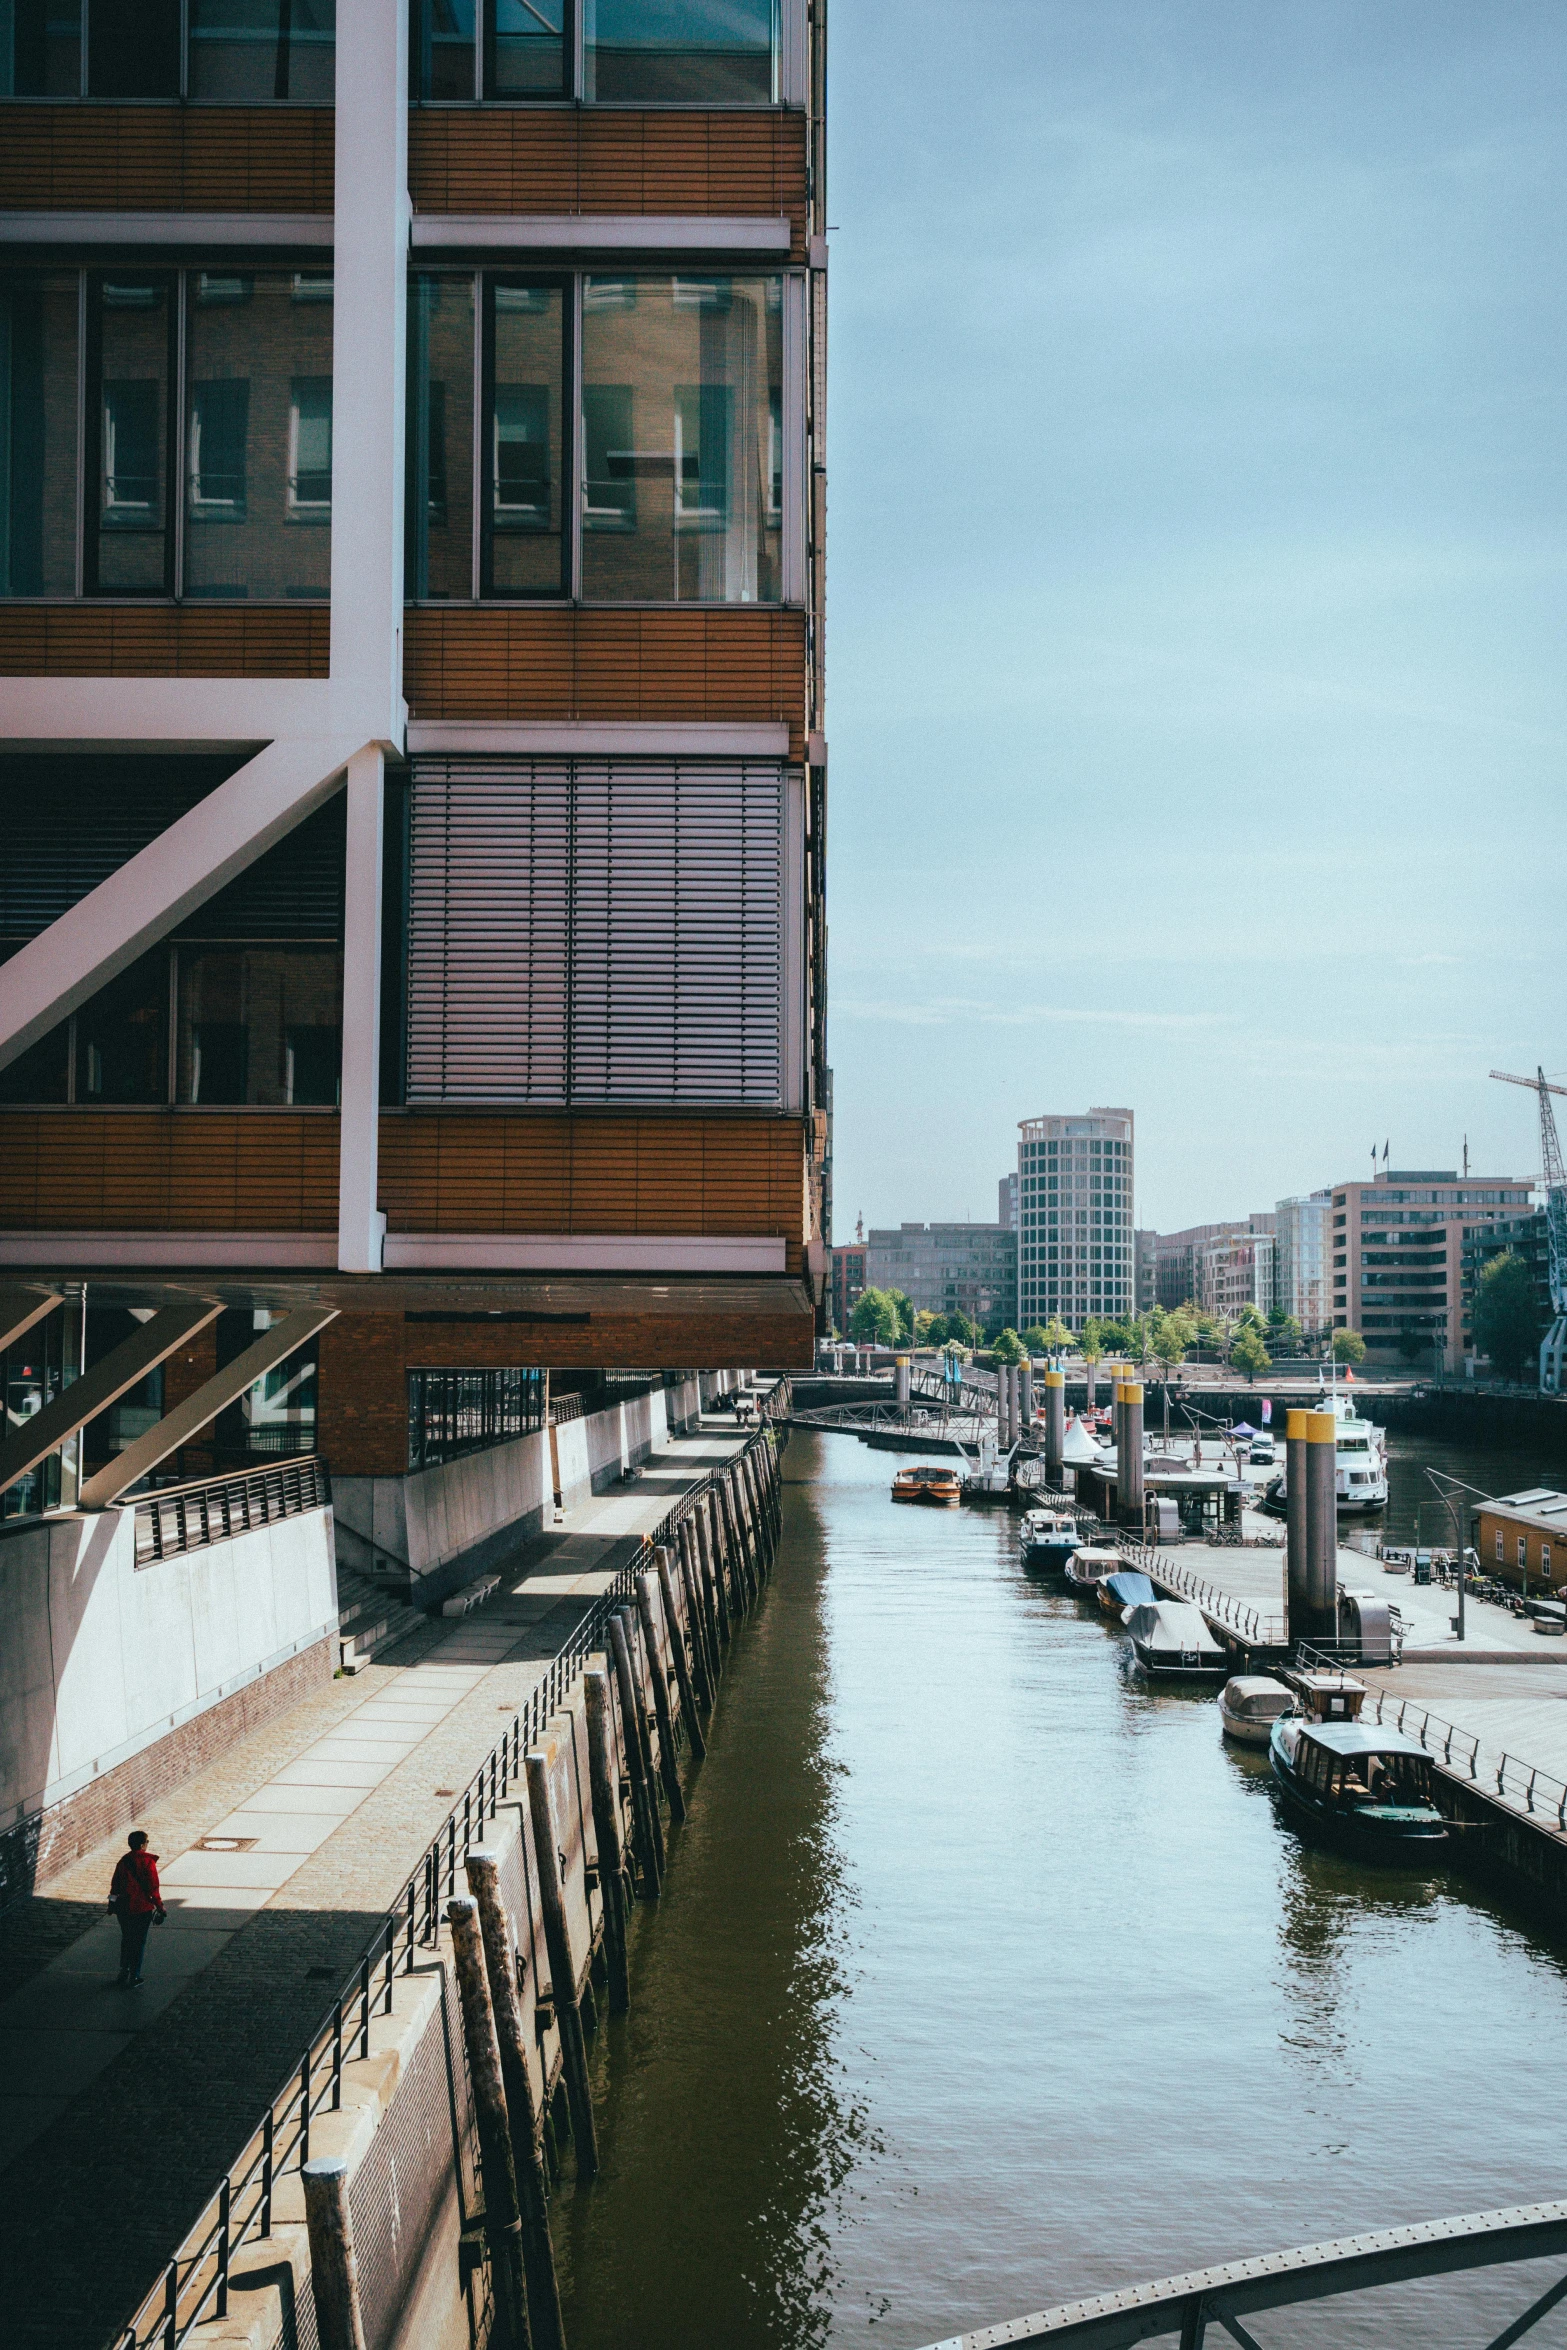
[1260,1398,1272,1424]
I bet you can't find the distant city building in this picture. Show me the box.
[1134,1229,1159,1315]
[1198,1228,1275,1318]
[830,1243,867,1335]
[1460,1210,1552,1362]
[998,1171,1018,1231]
[1331,1169,1533,1370]
[1017,1107,1134,1331]
[1274,1191,1331,1334]
[1148,1216,1273,1313]
[866,1222,1018,1330]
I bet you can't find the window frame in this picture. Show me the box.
[408,0,804,107]
[478,269,573,600]
[2,0,338,102]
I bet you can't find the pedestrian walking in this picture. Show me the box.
[108,1830,166,1986]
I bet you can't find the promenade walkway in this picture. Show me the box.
[0,1412,751,2350]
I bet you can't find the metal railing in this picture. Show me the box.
[1293,1643,1567,1836]
[913,2199,1567,2347]
[1115,1535,1287,1648]
[111,1408,785,2350]
[133,1457,330,1568]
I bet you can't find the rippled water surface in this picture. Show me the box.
[553,1430,1567,2349]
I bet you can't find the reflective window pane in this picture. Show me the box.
[483,280,565,597]
[412,0,474,98]
[177,947,342,1105]
[0,0,82,94]
[584,0,776,103]
[87,0,178,94]
[75,949,168,1104]
[487,0,564,97]
[406,274,474,600]
[184,273,333,601]
[188,0,335,101]
[580,275,781,603]
[0,274,79,598]
[89,275,173,595]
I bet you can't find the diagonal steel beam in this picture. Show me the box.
[78,1307,339,1508]
[0,733,362,1072]
[0,1285,63,1353]
[1483,2265,1567,2350]
[0,1302,222,1496]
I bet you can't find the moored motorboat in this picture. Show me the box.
[1099,1567,1157,1615]
[1219,1675,1295,1746]
[1020,1507,1080,1573]
[1063,1544,1122,1598]
[1123,1599,1228,1679]
[1269,1716,1448,1855]
[891,1464,962,1507]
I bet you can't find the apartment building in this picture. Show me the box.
[1017,1107,1134,1331]
[0,1,828,1519]
[1274,1190,1330,1335]
[829,1240,865,1334]
[1198,1226,1274,1319]
[1331,1170,1532,1369]
[1147,1214,1273,1314]
[866,1221,1018,1331]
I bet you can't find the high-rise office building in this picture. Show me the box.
[1017,1107,1134,1330]
[1331,1169,1532,1369]
[0,0,828,1513]
[1274,1191,1332,1333]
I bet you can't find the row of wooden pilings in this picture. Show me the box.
[301,1418,789,2350]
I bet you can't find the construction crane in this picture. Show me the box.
[1489,1067,1567,1391]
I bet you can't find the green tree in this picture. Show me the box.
[1473,1251,1544,1382]
[1235,1303,1267,1333]
[991,1326,1028,1365]
[850,1287,902,1346]
[1149,1308,1195,1376]
[1267,1309,1304,1356]
[914,1309,941,1347]
[1330,1328,1367,1367]
[942,1307,981,1350]
[1230,1324,1271,1383]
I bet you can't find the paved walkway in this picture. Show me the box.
[0,1415,749,2350]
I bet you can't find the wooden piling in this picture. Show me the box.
[694,1494,730,1644]
[608,1610,663,1892]
[732,1465,759,1596]
[463,1848,565,2350]
[676,1520,716,1706]
[637,1574,688,1820]
[523,1756,600,2182]
[446,1898,532,2350]
[656,1546,706,1757]
[301,2158,369,2350]
[717,1474,750,1609]
[739,1450,767,1576]
[583,1669,631,2012]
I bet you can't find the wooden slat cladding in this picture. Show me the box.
[379,1111,810,1250]
[0,1114,340,1231]
[0,605,329,678]
[0,105,334,211]
[410,108,807,254]
[404,608,808,757]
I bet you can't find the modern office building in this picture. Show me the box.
[1017,1107,1134,1331]
[1331,1170,1532,1369]
[0,3,828,1492]
[1145,1214,1273,1314]
[866,1221,1018,1331]
[1274,1190,1331,1335]
[1197,1226,1274,1318]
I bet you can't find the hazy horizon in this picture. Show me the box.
[826,0,1565,1238]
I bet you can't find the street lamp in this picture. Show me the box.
[1425,1466,1493,1645]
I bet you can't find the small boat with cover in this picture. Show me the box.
[1099,1567,1157,1615]
[1219,1675,1294,1747]
[1123,1599,1228,1679]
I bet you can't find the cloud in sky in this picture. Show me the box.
[825,0,1567,1230]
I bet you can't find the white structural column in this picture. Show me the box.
[339,747,387,1271]
[330,0,408,1270]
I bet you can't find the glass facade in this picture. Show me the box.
[89,274,175,596]
[1018,1112,1136,1330]
[407,1365,546,1471]
[184,273,335,601]
[1,0,333,96]
[488,0,564,94]
[406,270,785,603]
[0,273,79,595]
[584,0,777,103]
[0,1300,79,1524]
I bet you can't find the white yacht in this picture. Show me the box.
[1262,1383,1389,1514]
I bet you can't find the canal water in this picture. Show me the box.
[553,1429,1567,2349]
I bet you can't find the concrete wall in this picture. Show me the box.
[0,1504,338,1886]
[335,1377,708,1611]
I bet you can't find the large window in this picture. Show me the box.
[0,274,79,596]
[1,0,334,98]
[410,0,779,102]
[1,269,333,601]
[406,270,787,604]
[407,1366,546,1471]
[584,0,777,103]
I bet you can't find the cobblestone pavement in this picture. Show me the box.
[0,1420,749,2350]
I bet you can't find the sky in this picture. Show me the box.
[824,0,1567,1238]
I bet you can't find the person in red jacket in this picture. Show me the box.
[108,1830,166,1987]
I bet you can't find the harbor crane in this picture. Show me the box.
[1489,1066,1567,1391]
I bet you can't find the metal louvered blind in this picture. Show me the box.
[407,758,784,1107]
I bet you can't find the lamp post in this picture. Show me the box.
[1425,1466,1494,1646]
